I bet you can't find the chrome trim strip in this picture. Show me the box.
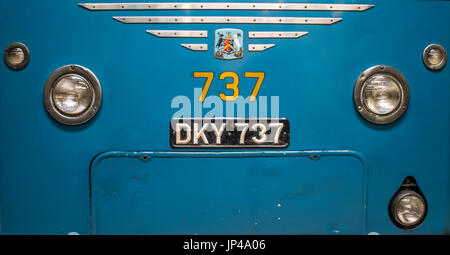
[248,44,275,52]
[114,16,341,25]
[181,44,208,51]
[79,3,374,12]
[147,30,207,38]
[249,31,308,39]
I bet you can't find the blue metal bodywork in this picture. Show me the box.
[0,0,449,234]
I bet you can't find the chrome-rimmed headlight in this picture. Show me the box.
[44,65,102,125]
[353,65,410,125]
[3,42,30,71]
[389,190,427,230]
[423,44,447,71]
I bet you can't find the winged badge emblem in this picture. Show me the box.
[214,29,244,60]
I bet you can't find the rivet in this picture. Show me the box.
[310,154,321,161]
[140,155,150,162]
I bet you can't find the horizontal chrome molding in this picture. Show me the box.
[114,16,342,25]
[249,31,308,39]
[79,3,374,12]
[147,30,207,38]
[181,44,208,51]
[248,44,276,52]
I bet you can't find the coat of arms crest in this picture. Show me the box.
[214,28,244,60]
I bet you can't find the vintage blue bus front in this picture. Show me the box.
[0,0,449,235]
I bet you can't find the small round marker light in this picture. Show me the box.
[423,44,447,71]
[44,65,102,125]
[3,42,30,71]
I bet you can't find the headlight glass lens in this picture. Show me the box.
[362,74,402,115]
[52,74,93,115]
[7,48,25,65]
[395,194,426,226]
[427,48,443,65]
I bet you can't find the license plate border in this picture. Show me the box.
[170,118,290,149]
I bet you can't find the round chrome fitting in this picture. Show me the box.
[43,65,102,125]
[423,44,447,71]
[353,65,410,125]
[4,42,30,71]
[389,190,427,230]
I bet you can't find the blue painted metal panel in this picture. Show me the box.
[0,0,448,234]
[91,151,367,234]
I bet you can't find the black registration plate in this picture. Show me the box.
[170,118,290,148]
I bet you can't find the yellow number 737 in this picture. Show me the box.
[194,72,265,102]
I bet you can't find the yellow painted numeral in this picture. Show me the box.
[194,72,214,102]
[194,71,264,102]
[245,72,265,102]
[219,72,239,102]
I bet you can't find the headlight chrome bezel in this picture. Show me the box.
[423,44,447,71]
[353,65,410,125]
[44,65,102,126]
[389,189,427,230]
[4,42,30,71]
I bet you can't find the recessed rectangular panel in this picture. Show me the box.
[91,152,366,234]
